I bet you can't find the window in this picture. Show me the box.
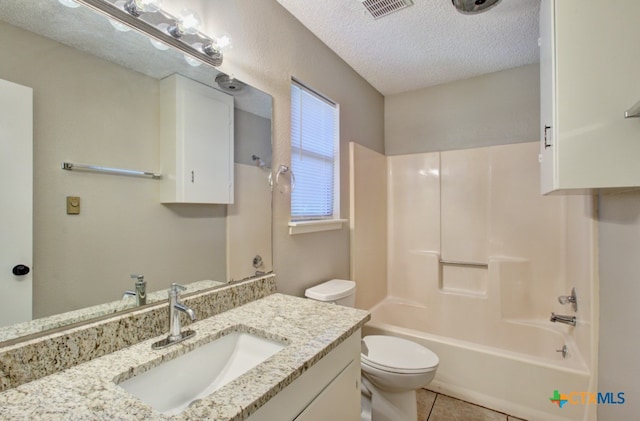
[289,80,344,234]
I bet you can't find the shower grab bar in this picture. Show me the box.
[439,259,488,269]
[61,162,161,179]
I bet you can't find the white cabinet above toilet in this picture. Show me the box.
[160,74,234,204]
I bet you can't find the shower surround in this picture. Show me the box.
[350,141,597,421]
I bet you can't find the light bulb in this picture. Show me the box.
[140,0,162,13]
[216,33,232,52]
[124,0,162,16]
[132,0,162,13]
[178,9,201,35]
[168,9,201,38]
[184,53,202,67]
[149,23,170,50]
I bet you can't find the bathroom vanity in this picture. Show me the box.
[0,286,369,420]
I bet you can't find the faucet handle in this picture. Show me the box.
[131,274,144,283]
[557,287,578,312]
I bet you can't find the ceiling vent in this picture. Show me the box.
[360,0,414,19]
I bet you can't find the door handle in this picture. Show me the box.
[544,125,552,149]
[12,265,30,276]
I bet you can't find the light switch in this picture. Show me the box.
[67,196,80,215]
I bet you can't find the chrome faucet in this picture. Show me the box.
[122,274,147,306]
[550,312,576,326]
[152,283,197,349]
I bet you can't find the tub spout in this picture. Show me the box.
[550,313,576,326]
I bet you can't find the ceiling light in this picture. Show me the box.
[451,0,502,14]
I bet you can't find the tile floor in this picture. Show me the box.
[417,389,527,421]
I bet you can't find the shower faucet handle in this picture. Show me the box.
[558,287,577,312]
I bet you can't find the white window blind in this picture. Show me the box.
[290,80,339,221]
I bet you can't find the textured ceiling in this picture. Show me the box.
[276,0,541,95]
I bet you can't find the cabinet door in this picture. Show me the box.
[294,360,360,421]
[179,82,234,203]
[538,0,555,194]
[544,0,640,192]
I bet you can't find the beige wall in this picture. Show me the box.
[385,64,540,155]
[227,163,272,280]
[196,0,385,296]
[3,0,385,315]
[0,22,227,317]
[598,191,640,420]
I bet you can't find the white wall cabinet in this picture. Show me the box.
[160,74,234,204]
[247,330,361,421]
[539,0,640,194]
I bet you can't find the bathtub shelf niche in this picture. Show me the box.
[439,258,489,297]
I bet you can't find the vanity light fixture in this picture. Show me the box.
[168,8,201,38]
[123,0,162,17]
[70,0,226,67]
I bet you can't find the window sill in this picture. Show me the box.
[288,219,348,235]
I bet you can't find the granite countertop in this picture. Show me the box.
[0,293,370,420]
[0,279,225,343]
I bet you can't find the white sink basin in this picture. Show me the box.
[117,331,285,415]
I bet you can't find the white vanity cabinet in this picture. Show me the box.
[160,74,234,204]
[248,330,361,421]
[539,0,640,194]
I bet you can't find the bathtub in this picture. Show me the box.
[363,298,595,421]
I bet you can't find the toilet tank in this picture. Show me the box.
[304,279,356,307]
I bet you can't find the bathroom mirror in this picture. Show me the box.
[0,0,272,343]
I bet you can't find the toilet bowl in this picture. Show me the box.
[361,335,438,392]
[305,280,439,421]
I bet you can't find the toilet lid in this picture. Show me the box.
[361,335,439,374]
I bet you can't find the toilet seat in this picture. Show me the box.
[361,335,439,374]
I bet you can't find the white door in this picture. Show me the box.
[0,78,33,327]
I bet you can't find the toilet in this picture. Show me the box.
[305,279,439,421]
